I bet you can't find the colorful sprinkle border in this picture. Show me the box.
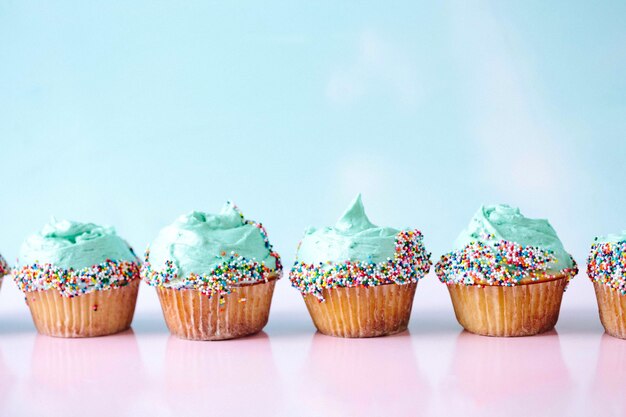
[13,259,141,298]
[0,254,8,277]
[587,240,626,294]
[142,251,280,303]
[435,240,578,286]
[289,230,432,302]
[141,204,282,303]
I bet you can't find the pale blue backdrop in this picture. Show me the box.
[1,1,624,312]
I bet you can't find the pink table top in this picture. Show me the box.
[0,307,621,417]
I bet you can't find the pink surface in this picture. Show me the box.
[0,307,623,417]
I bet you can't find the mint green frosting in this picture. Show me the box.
[454,204,574,270]
[18,219,138,270]
[146,203,278,281]
[296,194,400,265]
[594,231,626,244]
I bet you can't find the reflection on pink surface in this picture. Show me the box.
[592,334,626,415]
[443,331,572,416]
[28,331,145,416]
[163,332,280,416]
[0,348,16,416]
[300,332,429,417]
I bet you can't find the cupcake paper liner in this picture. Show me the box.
[446,277,568,337]
[156,278,277,341]
[302,282,417,338]
[26,279,140,338]
[593,282,626,339]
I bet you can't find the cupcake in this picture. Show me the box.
[435,204,578,337]
[142,203,281,341]
[587,232,626,339]
[290,194,431,338]
[13,219,141,337]
[0,254,9,290]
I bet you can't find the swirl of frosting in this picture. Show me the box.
[18,219,138,269]
[144,202,280,288]
[13,220,139,296]
[454,204,574,270]
[437,204,577,285]
[587,231,626,294]
[290,194,431,300]
[295,194,401,265]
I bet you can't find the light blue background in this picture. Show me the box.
[1,1,624,311]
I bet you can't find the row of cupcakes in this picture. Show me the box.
[1,195,624,340]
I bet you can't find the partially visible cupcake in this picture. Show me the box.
[142,203,281,341]
[290,194,431,338]
[436,204,578,337]
[13,219,140,337]
[0,254,9,290]
[587,232,626,339]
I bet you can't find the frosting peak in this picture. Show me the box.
[334,194,375,233]
[296,195,400,265]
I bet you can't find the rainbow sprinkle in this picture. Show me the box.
[587,240,626,294]
[141,205,282,302]
[0,254,9,277]
[12,259,141,297]
[289,230,431,302]
[435,240,578,286]
[141,250,281,301]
